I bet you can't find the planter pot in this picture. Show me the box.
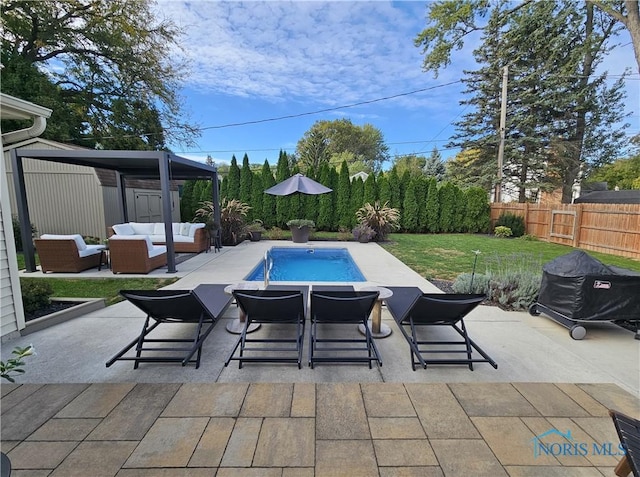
[249,231,262,242]
[358,236,370,243]
[290,226,310,243]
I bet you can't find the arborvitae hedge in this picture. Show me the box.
[402,178,419,232]
[317,163,333,230]
[438,182,456,233]
[464,187,491,233]
[425,177,439,233]
[337,161,351,229]
[261,160,276,228]
[363,173,377,205]
[350,177,364,229]
[239,154,252,218]
[227,155,240,200]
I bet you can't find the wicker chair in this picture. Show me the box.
[35,235,105,273]
[109,236,167,274]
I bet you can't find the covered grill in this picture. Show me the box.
[529,251,640,340]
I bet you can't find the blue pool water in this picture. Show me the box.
[245,247,366,282]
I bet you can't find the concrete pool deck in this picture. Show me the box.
[3,240,639,475]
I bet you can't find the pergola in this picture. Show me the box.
[11,149,220,273]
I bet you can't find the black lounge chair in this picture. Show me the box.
[610,409,640,477]
[309,290,381,368]
[224,289,306,368]
[106,284,232,369]
[385,287,498,371]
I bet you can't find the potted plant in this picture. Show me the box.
[286,219,315,243]
[352,223,377,243]
[247,220,266,242]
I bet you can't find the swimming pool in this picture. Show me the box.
[245,247,366,282]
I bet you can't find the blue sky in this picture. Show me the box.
[157,1,639,170]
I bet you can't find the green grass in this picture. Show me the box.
[381,233,640,281]
[20,277,179,306]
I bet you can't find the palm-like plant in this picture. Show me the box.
[356,201,400,242]
[196,199,251,245]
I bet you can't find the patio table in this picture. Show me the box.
[224,282,261,334]
[357,285,393,338]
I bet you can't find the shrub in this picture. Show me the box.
[83,236,101,245]
[265,227,285,240]
[494,226,513,238]
[464,187,490,233]
[21,280,53,314]
[286,219,315,229]
[356,201,400,242]
[495,212,525,237]
[352,224,376,242]
[197,198,251,246]
[12,216,37,251]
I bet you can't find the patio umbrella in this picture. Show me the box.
[264,173,332,196]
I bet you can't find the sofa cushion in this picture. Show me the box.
[172,223,181,235]
[189,223,205,238]
[78,247,103,258]
[148,245,167,258]
[153,223,166,235]
[130,222,155,235]
[40,234,87,251]
[112,223,135,235]
[172,235,195,243]
[180,223,191,236]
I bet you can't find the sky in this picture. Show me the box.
[156,0,639,170]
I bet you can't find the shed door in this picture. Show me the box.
[135,192,163,222]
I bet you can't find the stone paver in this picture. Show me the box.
[450,383,540,417]
[188,417,235,467]
[253,417,315,467]
[291,383,316,417]
[50,441,137,477]
[430,439,508,477]
[162,383,248,417]
[316,440,378,477]
[87,384,180,441]
[316,383,369,440]
[361,383,415,417]
[1,382,635,476]
[373,439,438,466]
[406,383,480,438]
[368,417,426,439]
[577,383,640,418]
[220,417,262,467]
[513,383,591,417]
[240,383,293,417]
[124,417,208,468]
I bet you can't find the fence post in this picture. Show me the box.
[573,204,583,248]
[523,202,529,234]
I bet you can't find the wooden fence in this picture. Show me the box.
[490,203,640,260]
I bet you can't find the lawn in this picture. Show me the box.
[381,233,640,281]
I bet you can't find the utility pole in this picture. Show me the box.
[495,65,508,203]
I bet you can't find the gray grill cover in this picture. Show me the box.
[538,251,640,321]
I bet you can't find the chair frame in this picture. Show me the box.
[34,238,104,273]
[224,290,306,369]
[610,409,639,477]
[105,288,229,369]
[309,290,381,369]
[386,288,498,371]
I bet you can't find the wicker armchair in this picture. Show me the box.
[109,236,167,274]
[35,236,105,273]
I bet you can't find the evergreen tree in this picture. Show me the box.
[387,167,402,211]
[423,147,446,181]
[239,153,252,216]
[250,172,263,223]
[402,177,420,232]
[303,166,319,224]
[464,187,490,233]
[180,180,195,221]
[425,177,440,233]
[377,172,391,206]
[337,161,352,229]
[350,177,364,228]
[275,150,291,227]
[227,155,241,200]
[363,173,377,205]
[317,163,334,230]
[261,160,276,228]
[415,175,428,232]
[452,185,466,232]
[438,182,456,233]
[288,165,303,221]
[328,167,340,230]
[219,176,228,202]
[398,170,411,219]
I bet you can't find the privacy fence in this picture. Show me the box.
[490,203,640,260]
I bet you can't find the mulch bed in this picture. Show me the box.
[25,301,79,322]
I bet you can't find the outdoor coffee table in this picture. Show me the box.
[224,282,261,334]
[357,285,393,338]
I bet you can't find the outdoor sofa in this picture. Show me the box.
[109,235,167,274]
[108,222,208,253]
[35,234,106,273]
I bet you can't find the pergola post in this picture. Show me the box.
[159,153,176,273]
[11,149,36,272]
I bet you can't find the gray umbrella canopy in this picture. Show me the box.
[264,173,332,196]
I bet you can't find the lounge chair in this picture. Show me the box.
[385,287,498,371]
[105,285,232,369]
[35,234,105,273]
[609,409,639,477]
[224,289,307,368]
[109,235,167,274]
[309,290,381,368]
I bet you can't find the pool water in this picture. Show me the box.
[245,247,366,282]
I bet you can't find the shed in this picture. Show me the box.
[574,190,640,204]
